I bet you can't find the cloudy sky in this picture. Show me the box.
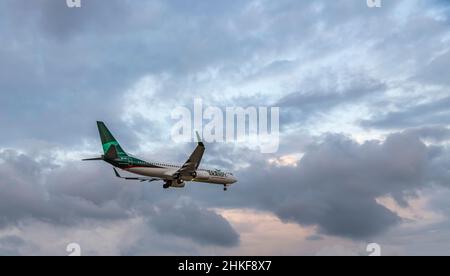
[0,0,450,256]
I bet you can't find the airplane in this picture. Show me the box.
[83,121,237,191]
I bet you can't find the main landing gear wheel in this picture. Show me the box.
[223,185,228,191]
[163,183,170,189]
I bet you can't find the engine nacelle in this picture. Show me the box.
[193,170,210,181]
[170,179,185,188]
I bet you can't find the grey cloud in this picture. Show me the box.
[416,50,450,86]
[362,97,450,130]
[8,0,132,40]
[403,126,450,142]
[0,236,26,256]
[357,2,450,132]
[0,149,129,227]
[371,187,450,256]
[278,72,387,126]
[206,131,440,240]
[0,0,448,149]
[306,235,324,241]
[279,76,384,108]
[425,145,450,188]
[0,0,258,147]
[151,201,239,247]
[0,149,240,249]
[0,0,450,254]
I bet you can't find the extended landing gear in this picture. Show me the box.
[223,185,228,191]
[163,182,170,189]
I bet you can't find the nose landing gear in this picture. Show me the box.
[223,185,228,191]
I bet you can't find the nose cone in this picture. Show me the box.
[229,176,238,184]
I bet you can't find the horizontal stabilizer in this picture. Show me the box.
[82,157,103,161]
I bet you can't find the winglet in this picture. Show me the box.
[196,131,204,147]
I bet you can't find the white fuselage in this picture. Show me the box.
[124,165,237,185]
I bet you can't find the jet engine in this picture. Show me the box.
[171,179,185,188]
[163,179,185,189]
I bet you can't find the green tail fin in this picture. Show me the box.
[97,121,128,158]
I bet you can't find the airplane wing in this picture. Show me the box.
[113,168,161,182]
[173,132,205,178]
